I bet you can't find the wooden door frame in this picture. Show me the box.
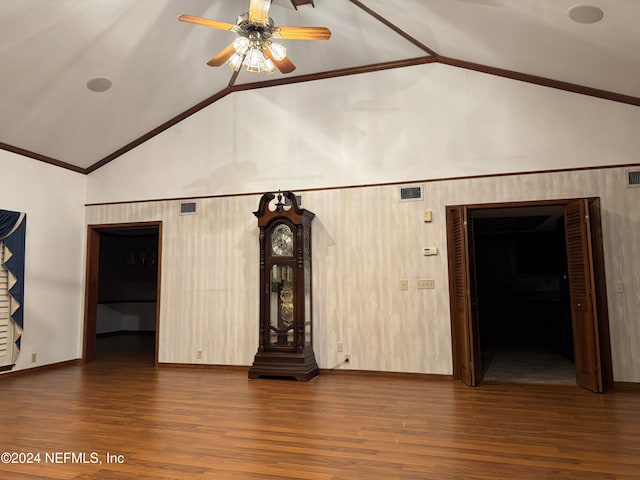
[446,198,613,391]
[83,221,162,365]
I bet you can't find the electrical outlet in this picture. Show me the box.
[197,350,203,360]
[417,279,435,289]
[31,353,37,363]
[400,279,409,291]
[344,354,350,363]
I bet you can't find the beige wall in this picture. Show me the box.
[86,165,640,382]
[0,150,87,373]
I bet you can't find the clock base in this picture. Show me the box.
[248,346,319,381]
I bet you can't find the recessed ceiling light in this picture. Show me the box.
[568,5,604,24]
[86,76,112,93]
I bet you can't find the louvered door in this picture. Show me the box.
[446,206,482,386]
[466,213,483,385]
[586,198,613,390]
[564,200,602,392]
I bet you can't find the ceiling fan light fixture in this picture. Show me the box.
[263,54,277,74]
[267,42,286,61]
[226,53,245,71]
[233,36,251,55]
[244,46,267,72]
[179,0,329,75]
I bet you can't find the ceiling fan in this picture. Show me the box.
[178,0,331,75]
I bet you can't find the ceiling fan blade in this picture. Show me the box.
[207,43,238,67]
[177,14,237,32]
[264,47,296,74]
[249,0,272,26]
[272,26,331,40]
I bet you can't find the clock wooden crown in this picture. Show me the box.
[253,191,314,227]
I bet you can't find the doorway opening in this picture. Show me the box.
[473,205,575,384]
[83,222,161,365]
[446,198,613,392]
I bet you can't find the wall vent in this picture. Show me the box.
[284,195,302,207]
[627,169,640,188]
[399,185,423,202]
[180,202,198,215]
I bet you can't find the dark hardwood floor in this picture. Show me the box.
[1,334,639,479]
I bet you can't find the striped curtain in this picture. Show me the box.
[0,210,26,366]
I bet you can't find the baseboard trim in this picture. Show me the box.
[0,359,81,378]
[3,360,635,390]
[158,362,454,380]
[613,382,640,391]
[158,362,249,372]
[320,368,453,380]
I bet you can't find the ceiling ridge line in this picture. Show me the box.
[347,0,438,56]
[436,56,640,107]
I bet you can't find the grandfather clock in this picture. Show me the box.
[249,191,319,381]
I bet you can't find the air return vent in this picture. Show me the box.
[284,195,302,207]
[180,202,198,215]
[627,169,640,188]
[399,185,423,202]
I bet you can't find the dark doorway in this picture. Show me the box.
[84,223,161,365]
[446,198,612,392]
[472,206,575,384]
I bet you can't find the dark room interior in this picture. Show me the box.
[472,206,575,384]
[96,228,159,361]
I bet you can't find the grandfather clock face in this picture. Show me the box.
[271,223,293,257]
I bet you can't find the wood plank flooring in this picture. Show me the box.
[1,335,639,479]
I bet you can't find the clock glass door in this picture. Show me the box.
[269,264,295,348]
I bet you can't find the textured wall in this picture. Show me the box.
[86,165,640,381]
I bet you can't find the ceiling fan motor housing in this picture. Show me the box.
[236,12,275,39]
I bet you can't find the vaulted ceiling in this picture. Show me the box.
[1,0,638,174]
